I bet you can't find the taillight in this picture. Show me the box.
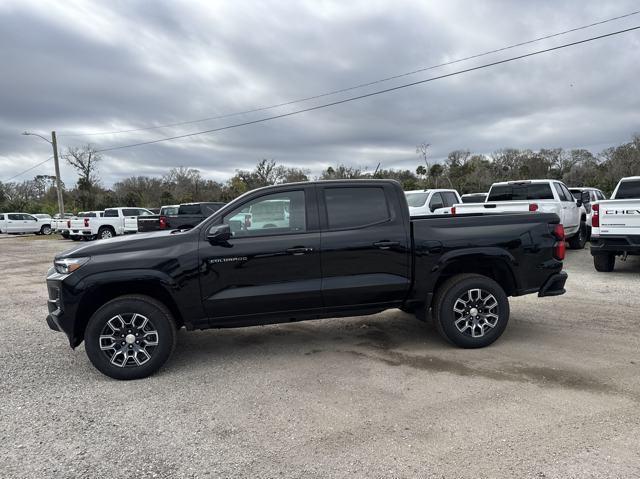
[552,223,566,260]
[67,220,71,228]
[159,216,167,229]
[451,206,456,216]
[84,218,89,227]
[529,203,539,212]
[591,203,599,228]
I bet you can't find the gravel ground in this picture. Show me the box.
[1,234,639,478]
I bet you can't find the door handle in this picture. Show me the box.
[286,247,314,255]
[373,240,400,250]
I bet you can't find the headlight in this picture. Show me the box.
[54,257,90,274]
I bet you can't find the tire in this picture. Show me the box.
[40,225,52,235]
[84,295,177,380]
[61,231,70,239]
[432,274,510,348]
[567,222,587,249]
[71,236,82,241]
[593,253,615,272]
[98,226,115,240]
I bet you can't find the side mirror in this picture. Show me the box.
[576,199,583,207]
[207,224,231,244]
[581,191,590,204]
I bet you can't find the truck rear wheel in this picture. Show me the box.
[84,295,177,380]
[98,226,115,240]
[433,274,510,348]
[593,253,615,272]
[567,222,587,249]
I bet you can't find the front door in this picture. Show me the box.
[199,187,322,321]
[318,184,411,309]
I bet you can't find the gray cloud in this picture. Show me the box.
[1,0,639,186]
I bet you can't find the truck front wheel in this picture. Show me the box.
[84,295,177,380]
[433,274,510,348]
[593,253,615,272]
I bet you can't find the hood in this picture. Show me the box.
[55,229,196,259]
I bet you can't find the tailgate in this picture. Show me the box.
[597,200,640,235]
[137,216,161,231]
[453,201,532,214]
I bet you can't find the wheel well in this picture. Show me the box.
[75,282,184,341]
[433,257,516,300]
[98,225,115,232]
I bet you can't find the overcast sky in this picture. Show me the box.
[1,0,639,187]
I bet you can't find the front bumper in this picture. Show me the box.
[590,235,640,255]
[46,270,81,347]
[538,271,567,297]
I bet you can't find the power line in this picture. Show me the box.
[96,25,640,153]
[59,10,640,138]
[4,156,54,182]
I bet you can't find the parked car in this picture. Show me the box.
[68,207,153,240]
[404,189,461,216]
[590,176,640,272]
[453,179,586,249]
[568,187,607,237]
[0,212,52,235]
[46,179,567,379]
[137,202,225,232]
[461,193,488,203]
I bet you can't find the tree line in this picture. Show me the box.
[1,134,638,214]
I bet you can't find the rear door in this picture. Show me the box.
[554,183,579,229]
[318,183,411,308]
[200,186,322,319]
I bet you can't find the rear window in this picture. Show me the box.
[488,183,554,201]
[324,187,389,229]
[615,180,640,199]
[178,204,202,215]
[160,206,179,216]
[405,192,428,207]
[461,194,486,203]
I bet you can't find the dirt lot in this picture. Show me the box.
[1,234,639,478]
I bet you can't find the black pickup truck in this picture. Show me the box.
[137,202,225,232]
[46,180,567,379]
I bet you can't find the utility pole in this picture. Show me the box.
[22,130,65,216]
[51,131,65,216]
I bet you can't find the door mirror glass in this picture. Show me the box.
[581,191,590,204]
[207,224,231,244]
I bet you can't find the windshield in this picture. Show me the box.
[615,180,640,199]
[405,192,429,207]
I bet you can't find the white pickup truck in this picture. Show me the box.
[404,189,461,216]
[590,176,640,272]
[68,207,153,240]
[453,179,586,249]
[0,213,53,235]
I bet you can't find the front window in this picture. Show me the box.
[223,190,305,237]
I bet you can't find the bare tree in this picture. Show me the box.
[63,145,102,188]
